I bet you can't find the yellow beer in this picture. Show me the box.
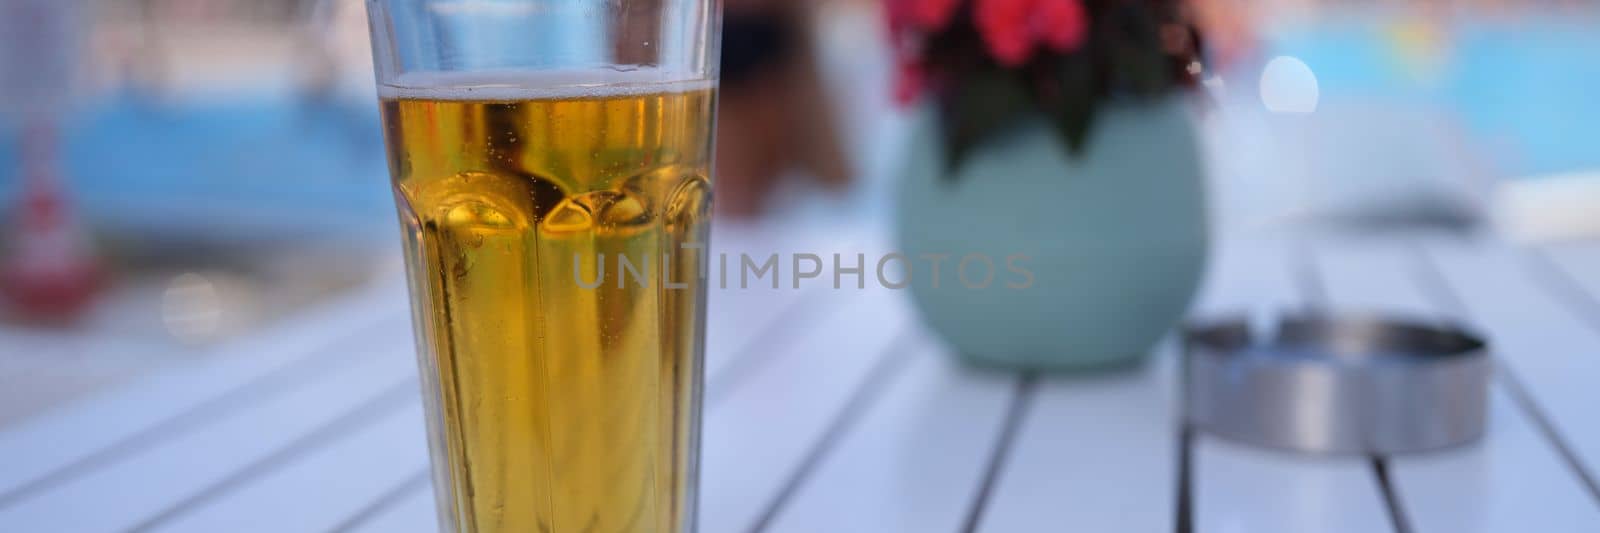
[380,70,714,533]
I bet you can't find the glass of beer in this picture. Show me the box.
[363,2,718,532]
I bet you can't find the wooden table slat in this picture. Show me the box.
[763,332,1015,533]
[1424,240,1600,496]
[1310,237,1600,533]
[146,398,428,533]
[974,344,1179,533]
[0,287,406,499]
[342,480,439,533]
[697,287,912,533]
[1538,243,1600,324]
[0,334,415,532]
[700,228,847,384]
[1194,437,1395,533]
[1190,238,1395,533]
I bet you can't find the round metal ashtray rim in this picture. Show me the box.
[1183,311,1489,366]
[1182,311,1491,456]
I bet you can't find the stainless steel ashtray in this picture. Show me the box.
[1184,313,1490,455]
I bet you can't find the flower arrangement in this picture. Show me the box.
[886,0,1205,170]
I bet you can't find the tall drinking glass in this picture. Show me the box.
[363,2,719,532]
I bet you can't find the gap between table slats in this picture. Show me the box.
[1290,241,1414,533]
[0,314,407,510]
[129,381,421,532]
[1305,235,1600,533]
[0,286,407,505]
[1186,237,1396,533]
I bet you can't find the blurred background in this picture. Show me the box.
[1,0,397,422]
[2,0,1600,525]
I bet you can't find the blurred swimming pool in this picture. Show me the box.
[1269,12,1600,178]
[0,92,393,248]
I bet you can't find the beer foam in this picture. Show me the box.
[379,68,714,100]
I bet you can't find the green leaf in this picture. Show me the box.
[1045,54,1097,156]
[1104,4,1170,97]
[1115,44,1169,96]
[939,71,1034,178]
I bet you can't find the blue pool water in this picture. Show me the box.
[0,91,394,244]
[1270,16,1600,177]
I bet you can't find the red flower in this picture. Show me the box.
[885,0,915,39]
[975,0,1089,65]
[913,0,962,30]
[887,0,1091,103]
[885,0,956,105]
[887,0,962,35]
[1033,0,1088,53]
[974,0,1036,66]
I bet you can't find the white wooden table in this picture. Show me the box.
[4,222,1600,533]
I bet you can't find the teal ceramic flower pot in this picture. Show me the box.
[894,99,1208,371]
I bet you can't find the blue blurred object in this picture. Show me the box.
[1270,14,1600,178]
[0,91,393,247]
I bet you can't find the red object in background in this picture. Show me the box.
[971,0,1090,66]
[885,0,1090,98]
[893,59,926,106]
[912,0,962,30]
[1032,0,1088,53]
[973,0,1038,66]
[2,117,102,322]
